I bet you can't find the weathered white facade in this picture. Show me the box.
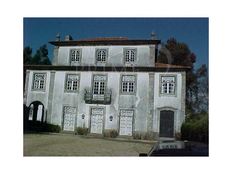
[24,36,188,139]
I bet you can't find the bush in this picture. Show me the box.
[75,127,89,135]
[103,129,118,138]
[133,132,142,139]
[45,123,61,133]
[133,132,155,140]
[181,113,208,143]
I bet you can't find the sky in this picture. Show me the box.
[23,18,208,68]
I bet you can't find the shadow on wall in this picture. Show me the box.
[23,104,61,133]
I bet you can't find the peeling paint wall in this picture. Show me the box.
[56,45,155,67]
[26,69,185,136]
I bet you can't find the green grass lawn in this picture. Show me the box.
[24,133,154,156]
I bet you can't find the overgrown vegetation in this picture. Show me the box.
[75,127,89,135]
[181,113,208,143]
[103,129,118,138]
[133,132,155,140]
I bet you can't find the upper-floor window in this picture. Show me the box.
[65,74,80,92]
[93,75,107,95]
[124,49,136,63]
[70,49,81,65]
[121,75,136,94]
[160,76,176,95]
[96,49,107,63]
[32,73,46,90]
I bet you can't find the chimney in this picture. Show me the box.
[151,32,156,40]
[65,35,73,41]
[55,33,60,41]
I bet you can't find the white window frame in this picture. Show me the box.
[121,75,136,94]
[124,48,137,63]
[96,49,108,63]
[32,73,46,90]
[70,49,81,64]
[160,76,176,95]
[65,74,80,92]
[93,75,107,95]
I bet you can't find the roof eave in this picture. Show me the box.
[49,39,161,46]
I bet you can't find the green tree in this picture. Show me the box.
[23,46,33,64]
[195,64,208,112]
[157,38,196,67]
[31,44,51,65]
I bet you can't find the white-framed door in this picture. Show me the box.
[119,110,134,136]
[63,106,77,131]
[90,108,104,134]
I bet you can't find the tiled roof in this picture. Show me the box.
[49,39,161,46]
[78,37,129,41]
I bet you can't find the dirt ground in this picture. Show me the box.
[23,133,154,156]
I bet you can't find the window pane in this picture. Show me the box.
[73,81,78,90]
[130,50,135,62]
[39,81,44,89]
[128,82,134,92]
[99,82,105,94]
[125,51,130,62]
[94,82,99,94]
[122,82,128,92]
[75,51,80,61]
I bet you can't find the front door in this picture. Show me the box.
[90,108,104,134]
[63,106,76,131]
[159,110,174,137]
[119,110,133,136]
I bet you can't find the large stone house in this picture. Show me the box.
[24,34,189,139]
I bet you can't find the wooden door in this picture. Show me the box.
[159,110,174,137]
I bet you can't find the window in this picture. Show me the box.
[32,73,46,90]
[161,76,175,95]
[65,74,80,92]
[124,49,136,63]
[93,75,107,95]
[121,75,136,94]
[70,49,81,64]
[96,49,107,62]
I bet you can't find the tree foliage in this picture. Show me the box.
[23,44,51,65]
[181,112,208,143]
[23,46,33,64]
[158,38,196,67]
